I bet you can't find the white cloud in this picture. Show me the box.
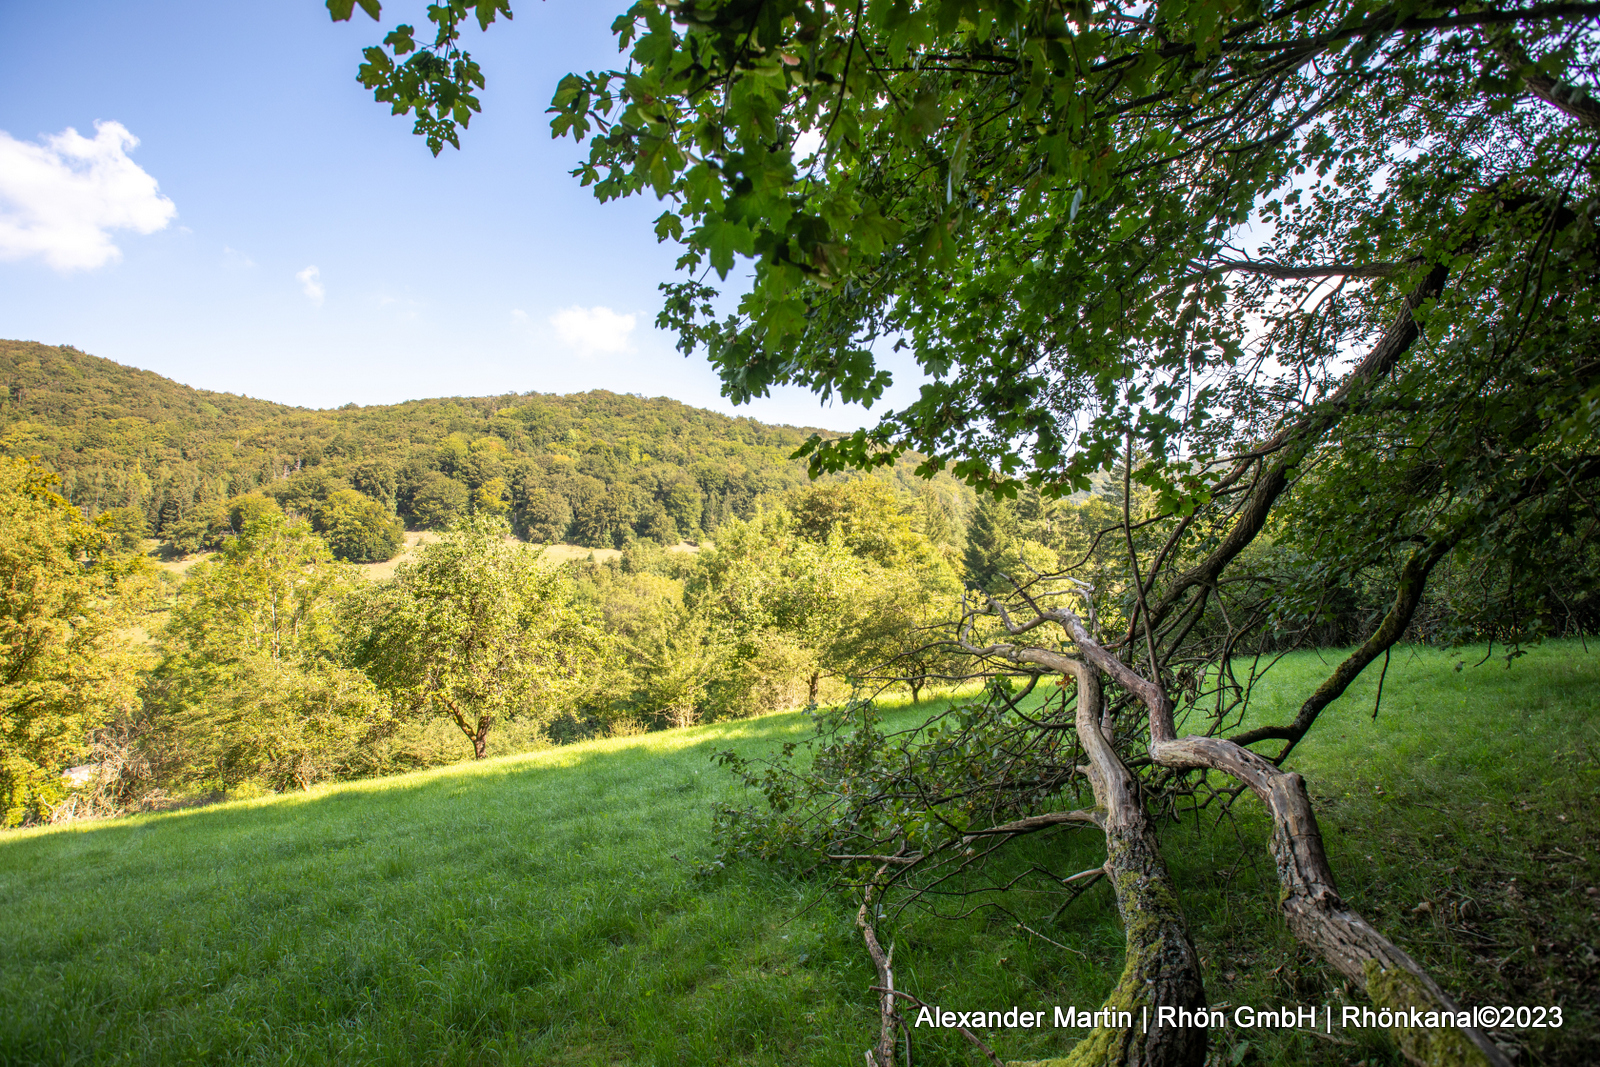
[549,305,635,356]
[0,120,176,271]
[296,265,324,306]
[222,246,255,269]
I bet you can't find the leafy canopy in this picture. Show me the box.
[548,0,1600,501]
[337,0,1600,516]
[328,0,513,154]
[0,459,143,825]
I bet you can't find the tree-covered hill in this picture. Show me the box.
[0,339,841,550]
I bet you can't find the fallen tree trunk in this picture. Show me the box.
[860,641,1209,1067]
[900,646,1210,1067]
[1042,605,1513,1067]
[1014,653,1207,1067]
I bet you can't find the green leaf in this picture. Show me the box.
[326,0,382,22]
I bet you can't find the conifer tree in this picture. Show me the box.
[961,495,1015,593]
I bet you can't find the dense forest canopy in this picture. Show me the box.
[0,339,860,553]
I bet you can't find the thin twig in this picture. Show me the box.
[868,987,1006,1067]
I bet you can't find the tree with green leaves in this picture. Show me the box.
[787,480,967,697]
[347,515,602,759]
[512,483,572,543]
[314,487,405,562]
[153,512,380,792]
[690,483,961,708]
[168,514,351,665]
[0,459,145,825]
[406,470,469,529]
[690,509,863,706]
[335,0,1598,1062]
[93,506,148,553]
[591,566,722,729]
[910,481,963,559]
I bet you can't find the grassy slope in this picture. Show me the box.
[1,645,1596,1067]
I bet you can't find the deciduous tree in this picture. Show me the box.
[154,512,379,792]
[347,515,602,758]
[314,487,406,562]
[0,459,144,825]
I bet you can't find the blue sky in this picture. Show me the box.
[0,1,916,429]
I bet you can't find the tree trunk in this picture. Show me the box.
[1053,611,1512,1067]
[473,716,491,759]
[443,698,485,761]
[808,671,820,704]
[1012,653,1208,1067]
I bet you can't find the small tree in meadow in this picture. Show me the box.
[314,488,405,563]
[348,514,601,759]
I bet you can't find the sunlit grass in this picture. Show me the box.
[1,644,1594,1066]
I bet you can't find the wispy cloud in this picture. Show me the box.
[296,265,324,306]
[0,120,176,271]
[222,246,255,270]
[549,305,635,356]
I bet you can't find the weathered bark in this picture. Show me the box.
[1050,610,1512,1067]
[1006,651,1207,1067]
[859,869,901,1067]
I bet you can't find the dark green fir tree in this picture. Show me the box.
[962,494,1017,593]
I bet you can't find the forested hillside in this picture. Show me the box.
[0,340,995,825]
[0,339,849,552]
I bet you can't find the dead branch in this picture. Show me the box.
[869,987,1006,1067]
[859,864,901,1067]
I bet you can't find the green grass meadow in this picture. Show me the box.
[1,645,1596,1066]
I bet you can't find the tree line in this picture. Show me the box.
[4,457,992,825]
[8,429,1586,829]
[0,340,891,557]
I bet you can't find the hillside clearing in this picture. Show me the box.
[351,535,702,581]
